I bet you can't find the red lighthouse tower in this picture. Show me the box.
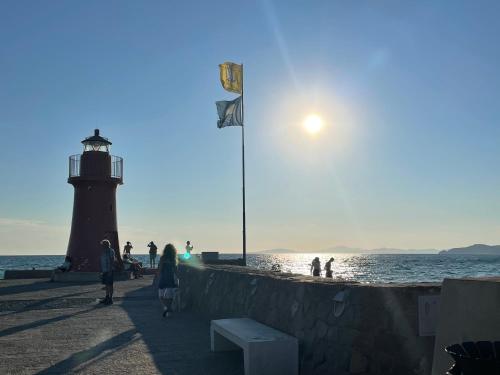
[66,129,123,272]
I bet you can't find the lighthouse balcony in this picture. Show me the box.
[68,154,123,184]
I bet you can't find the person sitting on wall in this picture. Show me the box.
[123,241,133,256]
[56,256,72,272]
[324,257,334,278]
[123,253,143,279]
[310,257,321,277]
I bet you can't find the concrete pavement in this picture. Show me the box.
[0,276,244,375]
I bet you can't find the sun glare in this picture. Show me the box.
[303,114,323,135]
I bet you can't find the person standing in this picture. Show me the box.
[123,241,133,256]
[185,241,193,257]
[158,244,179,317]
[148,241,158,268]
[324,257,334,278]
[100,239,116,305]
[310,257,321,277]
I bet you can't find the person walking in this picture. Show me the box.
[100,239,116,305]
[158,244,179,317]
[310,257,321,277]
[324,257,334,278]
[148,241,158,268]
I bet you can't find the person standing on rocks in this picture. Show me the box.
[324,257,334,278]
[158,243,179,317]
[310,257,321,277]
[100,239,116,305]
[148,241,158,268]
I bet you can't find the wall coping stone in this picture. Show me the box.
[183,264,442,289]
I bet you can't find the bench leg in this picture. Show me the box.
[211,328,241,352]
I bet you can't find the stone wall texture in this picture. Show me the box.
[179,264,441,375]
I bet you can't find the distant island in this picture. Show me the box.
[257,243,500,255]
[257,246,438,255]
[438,244,500,255]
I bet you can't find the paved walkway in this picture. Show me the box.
[0,276,244,375]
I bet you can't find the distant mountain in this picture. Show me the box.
[439,244,500,255]
[256,246,362,254]
[256,246,438,254]
[319,246,363,253]
[320,246,438,254]
[257,244,500,255]
[369,248,438,254]
[257,248,301,254]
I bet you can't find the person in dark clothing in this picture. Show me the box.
[324,257,334,278]
[148,241,158,268]
[100,239,116,305]
[157,243,179,317]
[310,257,321,277]
[123,241,133,256]
[123,253,143,278]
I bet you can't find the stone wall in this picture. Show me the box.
[178,264,441,375]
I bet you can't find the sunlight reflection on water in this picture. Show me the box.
[240,253,500,283]
[1,253,500,283]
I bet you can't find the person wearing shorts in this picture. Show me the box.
[100,239,116,305]
[157,243,179,317]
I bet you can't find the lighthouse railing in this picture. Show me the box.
[111,155,123,179]
[69,154,81,177]
[68,154,123,180]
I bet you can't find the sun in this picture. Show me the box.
[303,114,323,135]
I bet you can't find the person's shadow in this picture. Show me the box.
[119,283,244,375]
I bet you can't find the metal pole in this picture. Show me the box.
[241,63,247,265]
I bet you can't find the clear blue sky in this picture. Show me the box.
[1,0,500,254]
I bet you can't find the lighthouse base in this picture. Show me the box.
[51,271,134,283]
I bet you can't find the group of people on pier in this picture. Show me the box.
[120,240,193,269]
[310,257,335,278]
[98,239,186,315]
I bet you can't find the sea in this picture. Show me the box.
[1,253,500,283]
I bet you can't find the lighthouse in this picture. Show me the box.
[66,129,123,272]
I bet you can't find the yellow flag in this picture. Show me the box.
[219,62,242,94]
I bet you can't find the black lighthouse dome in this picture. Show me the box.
[82,129,112,153]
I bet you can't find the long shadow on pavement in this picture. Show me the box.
[0,305,101,338]
[0,280,69,297]
[35,328,140,375]
[121,284,244,375]
[0,290,98,316]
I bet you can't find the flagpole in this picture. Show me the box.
[241,63,247,265]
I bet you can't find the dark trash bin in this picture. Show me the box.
[445,341,500,375]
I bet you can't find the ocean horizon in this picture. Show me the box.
[1,253,500,283]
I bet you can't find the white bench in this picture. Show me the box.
[211,318,298,375]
